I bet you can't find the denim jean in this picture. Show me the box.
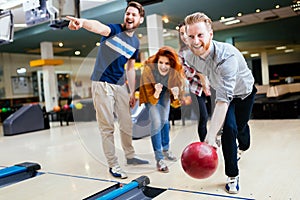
[194,92,209,142]
[146,90,171,161]
[221,86,257,177]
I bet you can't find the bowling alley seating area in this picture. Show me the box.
[252,83,300,119]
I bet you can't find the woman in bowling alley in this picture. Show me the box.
[139,46,184,172]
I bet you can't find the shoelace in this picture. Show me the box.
[227,178,237,184]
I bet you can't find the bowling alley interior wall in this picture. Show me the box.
[0,53,95,100]
[0,50,299,100]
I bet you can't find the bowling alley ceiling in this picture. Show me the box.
[0,0,299,58]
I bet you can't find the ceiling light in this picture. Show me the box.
[284,49,294,53]
[241,51,249,55]
[224,19,241,25]
[237,13,243,17]
[14,24,27,28]
[17,67,27,74]
[96,42,100,46]
[250,53,260,57]
[275,46,287,50]
[219,17,235,23]
[162,16,169,23]
[74,51,81,56]
[58,42,63,47]
[291,0,300,12]
[256,9,261,13]
[275,5,280,9]
[219,16,241,25]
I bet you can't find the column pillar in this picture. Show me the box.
[40,42,59,112]
[261,51,269,85]
[146,14,164,56]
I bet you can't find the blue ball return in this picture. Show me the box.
[84,176,166,200]
[0,162,41,187]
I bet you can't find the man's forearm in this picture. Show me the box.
[206,101,228,144]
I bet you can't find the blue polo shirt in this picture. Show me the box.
[91,24,139,85]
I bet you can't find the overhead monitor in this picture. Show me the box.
[24,0,50,26]
[0,10,14,45]
[47,0,80,29]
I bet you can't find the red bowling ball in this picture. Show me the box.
[181,142,218,179]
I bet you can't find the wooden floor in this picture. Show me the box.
[0,119,299,199]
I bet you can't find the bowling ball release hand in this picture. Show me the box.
[205,134,218,149]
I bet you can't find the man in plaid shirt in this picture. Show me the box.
[178,22,210,142]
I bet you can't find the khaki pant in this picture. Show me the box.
[92,81,135,168]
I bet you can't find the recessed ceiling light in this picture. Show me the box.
[275,46,287,50]
[256,9,261,13]
[14,24,28,28]
[275,5,280,9]
[284,49,294,53]
[96,42,100,46]
[250,53,260,57]
[219,17,235,23]
[58,42,63,47]
[162,16,169,23]
[237,13,242,17]
[224,19,241,25]
[74,51,81,56]
[291,0,300,12]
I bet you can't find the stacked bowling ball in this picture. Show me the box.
[181,142,218,179]
[53,105,61,112]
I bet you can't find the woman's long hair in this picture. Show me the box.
[146,46,183,86]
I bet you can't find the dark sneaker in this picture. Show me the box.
[109,165,127,179]
[127,157,149,165]
[225,176,239,194]
[163,151,177,161]
[157,159,169,173]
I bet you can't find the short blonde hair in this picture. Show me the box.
[184,12,213,31]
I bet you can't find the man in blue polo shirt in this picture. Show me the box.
[184,12,257,194]
[67,1,148,179]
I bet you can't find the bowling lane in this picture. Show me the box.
[0,119,300,199]
[156,189,254,200]
[0,173,115,199]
